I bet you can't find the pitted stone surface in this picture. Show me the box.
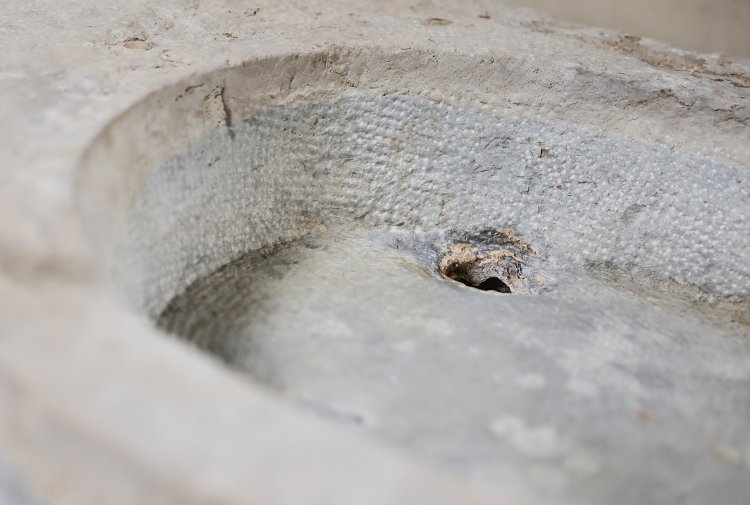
[117,96,749,317]
[117,97,750,505]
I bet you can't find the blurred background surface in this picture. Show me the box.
[504,0,750,57]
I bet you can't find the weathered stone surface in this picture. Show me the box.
[1,1,748,505]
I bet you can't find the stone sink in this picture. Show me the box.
[2,2,749,505]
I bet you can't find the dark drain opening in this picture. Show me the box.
[475,277,512,293]
[453,274,512,293]
[437,239,535,294]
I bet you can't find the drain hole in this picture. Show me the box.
[453,274,512,293]
[437,239,536,294]
[475,277,512,293]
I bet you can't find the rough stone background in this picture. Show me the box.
[1,1,749,505]
[504,0,750,56]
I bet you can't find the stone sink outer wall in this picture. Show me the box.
[0,1,748,505]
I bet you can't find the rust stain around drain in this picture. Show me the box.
[438,233,543,293]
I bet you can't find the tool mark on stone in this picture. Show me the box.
[202,84,234,138]
[424,18,452,26]
[175,83,205,101]
[122,35,155,50]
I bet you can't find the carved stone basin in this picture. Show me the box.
[4,3,750,505]
[75,47,750,505]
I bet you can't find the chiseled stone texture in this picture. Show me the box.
[1,1,748,505]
